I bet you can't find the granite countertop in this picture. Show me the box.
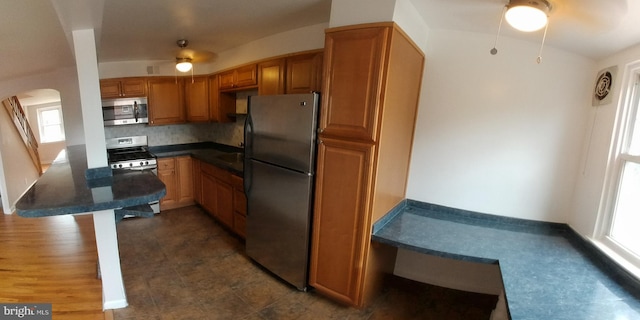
[15,145,166,217]
[372,200,640,320]
[149,142,244,175]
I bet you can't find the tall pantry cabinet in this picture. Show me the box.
[309,23,425,307]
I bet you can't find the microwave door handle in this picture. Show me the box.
[134,101,139,122]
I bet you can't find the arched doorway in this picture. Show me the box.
[0,88,64,213]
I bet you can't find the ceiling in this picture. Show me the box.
[1,0,640,88]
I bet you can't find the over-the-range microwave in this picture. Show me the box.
[102,97,149,126]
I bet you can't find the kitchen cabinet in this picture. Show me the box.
[286,51,323,94]
[158,156,194,210]
[309,23,425,307]
[195,161,246,238]
[185,76,210,122]
[257,51,324,96]
[158,158,177,208]
[208,75,236,123]
[200,162,234,228]
[193,158,202,204]
[100,77,147,99]
[258,58,285,95]
[148,77,186,125]
[218,64,257,91]
[231,175,246,238]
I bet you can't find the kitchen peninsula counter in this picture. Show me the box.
[372,200,640,320]
[15,145,166,217]
[150,142,243,175]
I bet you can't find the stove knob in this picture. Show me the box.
[118,164,123,168]
[129,163,133,167]
[140,161,144,166]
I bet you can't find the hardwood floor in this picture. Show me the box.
[0,213,109,320]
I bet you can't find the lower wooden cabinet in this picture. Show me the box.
[309,137,375,306]
[197,161,246,238]
[158,156,194,210]
[231,175,247,238]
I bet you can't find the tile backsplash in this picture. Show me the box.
[104,119,245,147]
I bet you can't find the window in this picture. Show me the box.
[599,62,640,274]
[37,105,65,143]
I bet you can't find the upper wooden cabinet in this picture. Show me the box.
[100,77,147,99]
[258,58,286,96]
[185,76,210,122]
[148,77,186,125]
[209,75,236,123]
[319,27,388,142]
[286,51,323,94]
[218,64,257,91]
[258,51,324,96]
[309,23,425,308]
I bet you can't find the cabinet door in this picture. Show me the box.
[235,64,257,88]
[120,78,147,97]
[309,137,375,306]
[320,27,389,142]
[176,156,193,204]
[158,158,177,208]
[185,76,209,122]
[258,58,285,95]
[286,52,323,94]
[216,179,234,228]
[148,77,185,125]
[201,173,218,217]
[99,79,122,99]
[192,158,202,204]
[218,70,236,90]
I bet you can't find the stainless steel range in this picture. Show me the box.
[106,136,160,213]
[106,136,157,171]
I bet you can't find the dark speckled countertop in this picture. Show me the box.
[15,145,166,217]
[373,200,640,320]
[149,142,244,176]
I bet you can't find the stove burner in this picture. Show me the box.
[107,146,157,170]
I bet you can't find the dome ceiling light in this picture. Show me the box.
[490,0,552,64]
[175,39,193,73]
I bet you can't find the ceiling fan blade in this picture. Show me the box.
[554,0,627,31]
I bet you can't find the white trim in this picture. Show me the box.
[592,238,640,281]
[594,59,640,279]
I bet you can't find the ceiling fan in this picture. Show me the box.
[488,0,627,63]
[173,39,216,73]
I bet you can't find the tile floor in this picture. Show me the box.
[114,206,498,320]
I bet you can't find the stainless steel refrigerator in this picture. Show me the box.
[244,92,319,291]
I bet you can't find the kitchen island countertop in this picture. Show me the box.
[15,145,166,218]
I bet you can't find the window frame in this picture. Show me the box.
[36,104,65,143]
[595,60,640,278]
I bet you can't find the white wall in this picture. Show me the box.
[406,29,596,223]
[569,43,640,236]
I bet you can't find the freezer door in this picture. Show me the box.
[245,159,313,290]
[245,93,319,173]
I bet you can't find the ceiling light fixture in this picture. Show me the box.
[175,57,192,72]
[175,39,193,73]
[505,0,551,32]
[490,0,552,63]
